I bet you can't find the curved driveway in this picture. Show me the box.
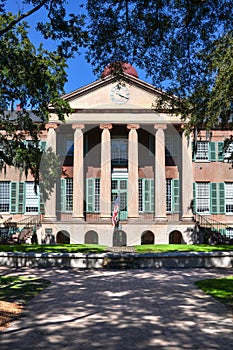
[0,267,232,350]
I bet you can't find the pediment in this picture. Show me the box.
[49,74,182,124]
[62,74,173,110]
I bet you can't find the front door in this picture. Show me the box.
[111,178,128,221]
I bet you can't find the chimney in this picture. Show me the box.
[16,104,21,111]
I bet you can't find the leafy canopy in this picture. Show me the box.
[0,0,233,183]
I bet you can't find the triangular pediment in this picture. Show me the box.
[49,73,182,124]
[62,74,169,110]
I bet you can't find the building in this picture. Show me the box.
[1,64,233,245]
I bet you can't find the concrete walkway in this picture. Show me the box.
[0,267,232,350]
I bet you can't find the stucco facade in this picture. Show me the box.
[1,67,233,245]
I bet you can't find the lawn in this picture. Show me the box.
[135,244,233,253]
[0,243,232,254]
[195,277,233,312]
[0,244,106,253]
[0,276,51,330]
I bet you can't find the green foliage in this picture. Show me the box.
[195,277,233,310]
[85,0,233,131]
[0,275,51,303]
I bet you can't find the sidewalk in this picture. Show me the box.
[0,267,232,350]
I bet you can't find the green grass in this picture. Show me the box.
[0,244,106,253]
[0,276,51,304]
[135,244,233,253]
[195,277,233,310]
[0,244,232,254]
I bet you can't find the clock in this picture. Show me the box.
[110,85,130,104]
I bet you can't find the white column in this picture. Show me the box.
[100,124,112,220]
[44,123,58,220]
[72,124,85,220]
[154,124,167,221]
[127,124,140,219]
[181,131,194,220]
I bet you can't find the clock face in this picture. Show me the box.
[110,85,130,104]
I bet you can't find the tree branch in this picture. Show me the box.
[0,0,48,37]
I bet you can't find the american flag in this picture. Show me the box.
[112,196,119,227]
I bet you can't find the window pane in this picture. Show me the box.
[166,179,172,212]
[25,182,39,213]
[225,183,233,213]
[0,182,10,212]
[196,182,210,213]
[196,142,209,161]
[65,178,73,211]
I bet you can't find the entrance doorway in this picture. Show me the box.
[111,177,128,221]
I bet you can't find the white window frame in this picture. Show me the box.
[196,182,210,214]
[65,178,73,212]
[0,182,10,213]
[195,141,209,161]
[25,182,39,213]
[225,183,233,214]
[225,228,233,239]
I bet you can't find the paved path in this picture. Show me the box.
[0,267,232,350]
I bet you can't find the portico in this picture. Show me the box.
[41,66,195,245]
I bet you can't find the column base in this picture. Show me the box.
[154,216,168,222]
[72,216,84,222]
[181,215,194,222]
[43,216,57,222]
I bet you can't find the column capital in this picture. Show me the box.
[154,124,167,130]
[45,123,59,130]
[99,123,112,130]
[127,124,140,130]
[72,123,85,130]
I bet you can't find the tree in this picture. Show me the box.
[0,0,88,193]
[85,0,233,132]
[1,0,233,182]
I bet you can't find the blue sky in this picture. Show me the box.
[5,0,151,93]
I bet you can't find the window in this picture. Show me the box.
[225,228,233,239]
[0,182,10,212]
[25,182,39,213]
[166,179,179,213]
[65,178,73,211]
[138,179,154,213]
[194,141,216,161]
[165,134,179,157]
[224,142,233,162]
[111,137,128,164]
[195,141,209,161]
[60,178,73,212]
[166,179,172,212]
[86,178,100,212]
[225,183,233,214]
[195,182,210,213]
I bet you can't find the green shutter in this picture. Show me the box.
[219,182,225,214]
[60,178,66,212]
[193,182,196,214]
[173,179,180,213]
[40,141,47,151]
[86,178,94,212]
[209,142,216,161]
[18,182,25,213]
[39,190,45,214]
[210,183,217,214]
[10,182,25,213]
[218,142,224,161]
[10,182,17,213]
[143,179,154,212]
